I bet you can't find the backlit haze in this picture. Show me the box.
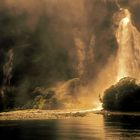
[1,0,140,110]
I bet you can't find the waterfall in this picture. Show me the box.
[0,49,13,100]
[116,9,140,81]
[74,34,95,78]
[74,37,86,77]
[3,49,14,86]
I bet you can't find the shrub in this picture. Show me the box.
[103,77,140,111]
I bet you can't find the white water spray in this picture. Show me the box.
[116,9,140,81]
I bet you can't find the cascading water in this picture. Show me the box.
[74,37,86,77]
[3,49,14,86]
[0,49,14,97]
[116,8,140,81]
[0,49,13,108]
[74,35,94,78]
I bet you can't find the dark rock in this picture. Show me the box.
[103,77,140,111]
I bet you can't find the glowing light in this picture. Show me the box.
[116,9,140,82]
[122,17,130,26]
[93,103,103,111]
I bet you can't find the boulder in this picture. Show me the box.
[103,77,140,111]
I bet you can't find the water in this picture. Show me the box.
[0,114,140,140]
[3,49,14,86]
[116,9,140,81]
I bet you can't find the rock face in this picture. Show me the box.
[103,77,140,111]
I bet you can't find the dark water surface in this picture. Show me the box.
[0,114,140,140]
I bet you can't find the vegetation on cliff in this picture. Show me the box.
[103,77,140,111]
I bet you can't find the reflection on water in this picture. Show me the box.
[104,115,140,140]
[0,114,140,140]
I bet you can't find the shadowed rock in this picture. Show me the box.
[103,77,140,111]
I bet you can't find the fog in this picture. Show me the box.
[0,0,140,110]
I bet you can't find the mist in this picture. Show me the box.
[0,0,140,110]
